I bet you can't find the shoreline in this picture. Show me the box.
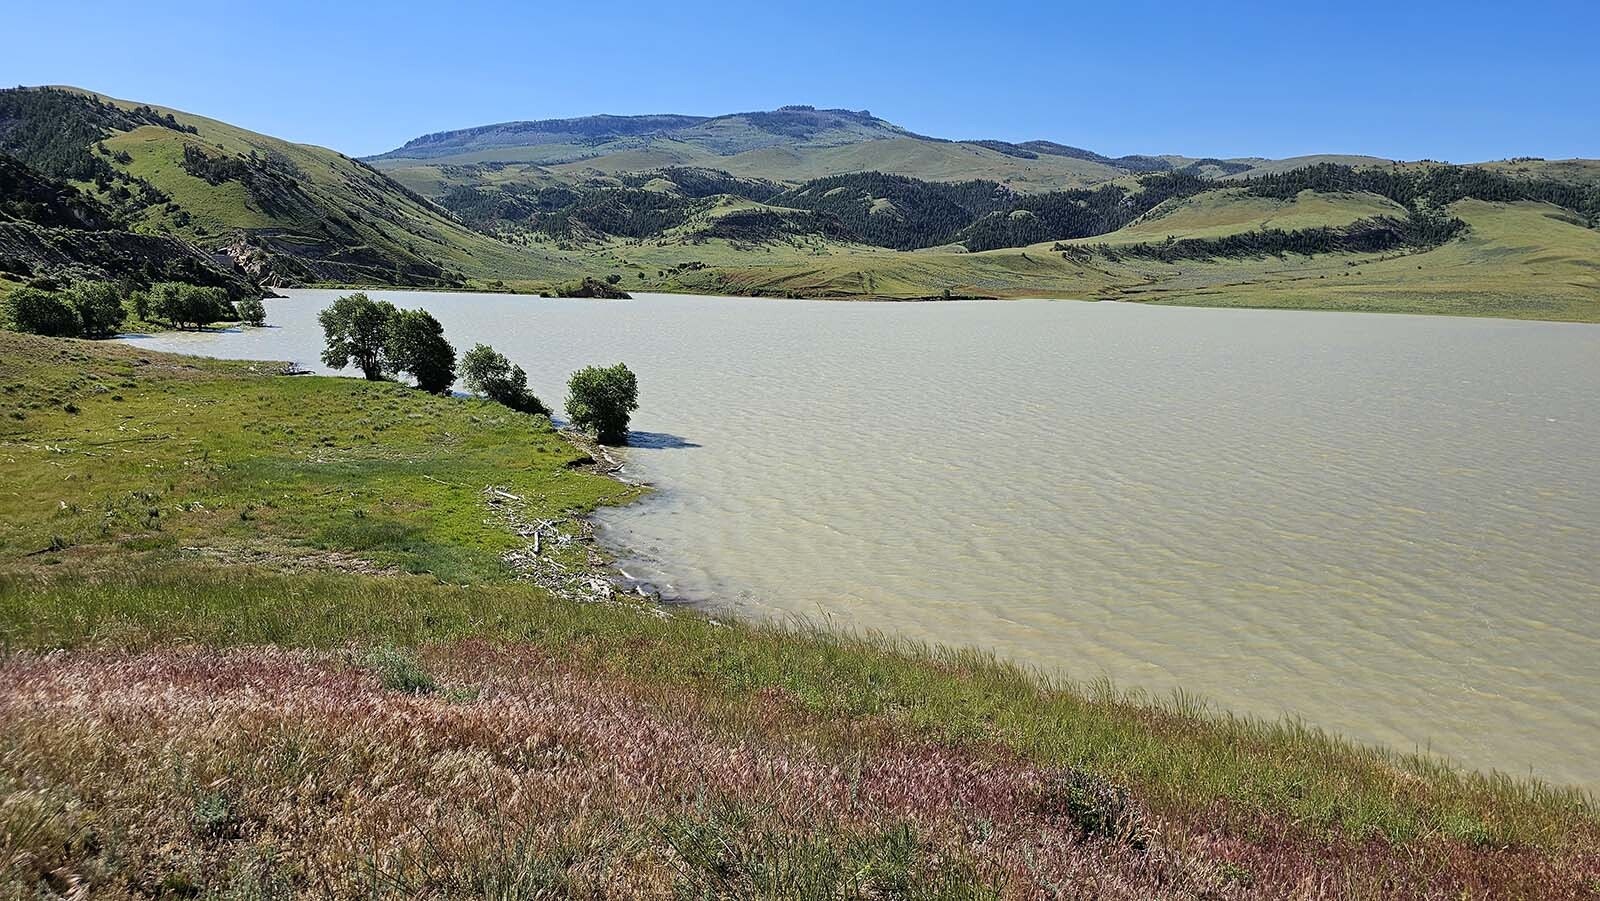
[2,329,1597,895]
[107,294,1600,789]
[287,281,1600,325]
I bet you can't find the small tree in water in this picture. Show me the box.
[565,363,638,445]
[318,292,396,380]
[386,308,456,394]
[236,297,267,327]
[149,283,231,330]
[460,343,547,415]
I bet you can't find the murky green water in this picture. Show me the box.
[126,290,1600,786]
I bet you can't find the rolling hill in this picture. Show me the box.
[0,86,580,291]
[2,86,1597,322]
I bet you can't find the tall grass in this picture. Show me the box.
[1,564,1594,857]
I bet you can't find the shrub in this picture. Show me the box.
[318,292,397,380]
[235,297,267,327]
[364,646,437,694]
[1035,768,1149,848]
[565,363,638,445]
[68,281,127,338]
[2,287,80,337]
[460,343,547,415]
[386,309,456,394]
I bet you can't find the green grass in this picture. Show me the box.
[1075,187,1408,245]
[0,331,632,581]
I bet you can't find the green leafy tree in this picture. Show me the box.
[460,343,547,415]
[318,293,397,380]
[236,297,267,327]
[149,282,230,330]
[565,363,638,445]
[68,281,127,338]
[2,287,80,337]
[386,308,456,394]
[129,288,151,321]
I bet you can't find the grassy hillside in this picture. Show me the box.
[1084,188,1409,245]
[95,95,579,285]
[629,195,1600,321]
[387,136,1133,194]
[0,330,1596,898]
[1116,199,1600,320]
[0,87,581,289]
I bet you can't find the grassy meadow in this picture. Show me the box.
[602,194,1600,322]
[0,330,1597,898]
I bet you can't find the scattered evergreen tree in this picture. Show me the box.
[385,308,456,394]
[771,172,1013,249]
[67,281,126,337]
[565,363,639,445]
[2,287,80,337]
[318,293,397,380]
[460,343,547,415]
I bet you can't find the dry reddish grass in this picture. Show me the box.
[2,645,1594,899]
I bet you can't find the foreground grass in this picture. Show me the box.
[0,331,1597,897]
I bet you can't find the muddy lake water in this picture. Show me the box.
[125,290,1600,787]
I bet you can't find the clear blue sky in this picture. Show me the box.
[4,0,1595,162]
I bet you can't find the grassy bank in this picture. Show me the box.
[1,331,1597,898]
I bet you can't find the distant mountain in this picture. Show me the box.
[371,106,921,162]
[384,114,711,160]
[364,105,1311,195]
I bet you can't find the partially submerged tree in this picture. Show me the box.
[386,308,456,394]
[68,281,127,338]
[565,362,638,445]
[318,292,397,380]
[2,287,80,337]
[460,343,547,415]
[235,297,267,327]
[149,282,231,330]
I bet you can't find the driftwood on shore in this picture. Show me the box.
[481,484,660,612]
[557,428,628,476]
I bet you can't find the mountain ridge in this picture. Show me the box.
[372,105,920,162]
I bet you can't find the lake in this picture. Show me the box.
[124,290,1600,787]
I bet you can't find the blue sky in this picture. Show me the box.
[4,0,1595,161]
